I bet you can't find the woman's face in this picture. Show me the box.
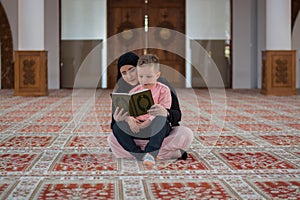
[120,65,138,86]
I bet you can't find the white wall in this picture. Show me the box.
[256,0,266,88]
[266,0,291,50]
[19,0,44,50]
[45,0,59,89]
[61,0,105,40]
[232,0,258,88]
[250,0,258,88]
[187,0,230,40]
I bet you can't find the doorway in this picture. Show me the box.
[107,0,186,89]
[60,40,102,88]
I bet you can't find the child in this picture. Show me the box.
[114,54,172,168]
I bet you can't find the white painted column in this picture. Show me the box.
[262,0,296,95]
[266,0,291,50]
[18,0,44,50]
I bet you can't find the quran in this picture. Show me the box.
[111,89,154,117]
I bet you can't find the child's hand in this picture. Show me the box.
[126,117,140,133]
[113,107,129,122]
[138,119,151,129]
[148,104,168,117]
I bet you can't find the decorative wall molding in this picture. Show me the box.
[14,51,48,96]
[261,50,296,96]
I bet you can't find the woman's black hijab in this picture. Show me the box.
[116,52,139,81]
[114,52,139,93]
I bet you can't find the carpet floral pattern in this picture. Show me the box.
[0,89,299,199]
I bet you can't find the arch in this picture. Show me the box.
[0,2,14,89]
[292,0,300,30]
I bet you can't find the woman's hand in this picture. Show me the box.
[113,107,129,122]
[126,117,140,133]
[148,104,168,117]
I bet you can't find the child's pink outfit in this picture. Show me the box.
[129,82,172,121]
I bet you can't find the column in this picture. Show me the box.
[14,0,48,96]
[266,0,291,50]
[261,0,296,95]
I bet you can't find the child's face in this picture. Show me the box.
[137,65,160,89]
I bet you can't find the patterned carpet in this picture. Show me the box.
[0,88,299,199]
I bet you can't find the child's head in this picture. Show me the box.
[137,54,161,89]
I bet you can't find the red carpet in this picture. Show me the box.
[0,89,299,199]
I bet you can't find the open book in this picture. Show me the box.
[111,89,154,117]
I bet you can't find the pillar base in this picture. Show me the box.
[261,50,296,96]
[14,51,48,96]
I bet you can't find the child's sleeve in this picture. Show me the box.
[129,85,139,94]
[158,86,172,109]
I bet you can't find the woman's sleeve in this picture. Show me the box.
[110,103,116,129]
[110,80,133,129]
[167,91,182,126]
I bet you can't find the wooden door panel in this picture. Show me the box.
[60,40,101,88]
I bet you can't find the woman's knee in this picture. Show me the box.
[107,133,117,145]
[182,126,194,139]
[172,126,194,143]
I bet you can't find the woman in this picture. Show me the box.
[108,52,193,160]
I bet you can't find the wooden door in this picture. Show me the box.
[60,40,101,88]
[107,0,185,88]
[107,0,144,88]
[147,0,185,88]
